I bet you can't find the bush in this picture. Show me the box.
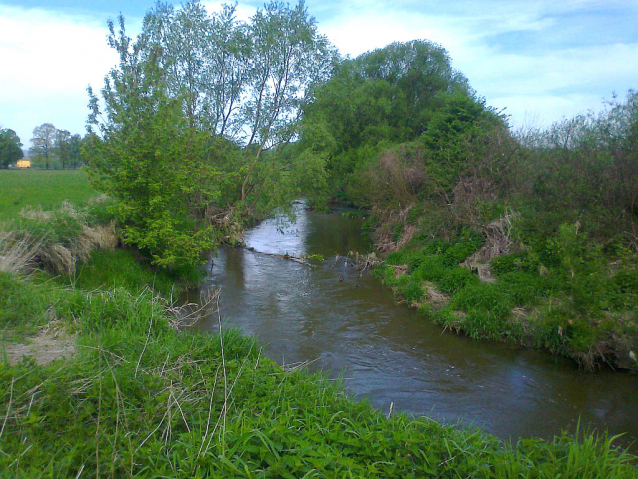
[71,249,178,297]
[440,267,479,294]
[499,271,547,306]
[412,256,448,283]
[491,252,535,276]
[396,276,424,303]
[452,283,513,320]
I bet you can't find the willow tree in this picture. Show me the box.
[239,1,336,209]
[86,1,335,268]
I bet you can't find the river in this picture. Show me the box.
[184,203,638,451]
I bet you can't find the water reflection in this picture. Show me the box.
[186,204,638,451]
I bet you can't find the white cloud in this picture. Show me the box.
[314,0,638,129]
[0,5,123,144]
[1,0,636,143]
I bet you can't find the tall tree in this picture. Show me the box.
[87,1,335,268]
[68,134,84,169]
[30,123,56,169]
[87,15,223,268]
[238,1,335,207]
[0,128,23,168]
[55,129,71,169]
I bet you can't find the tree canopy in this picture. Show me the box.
[30,123,56,169]
[86,0,335,268]
[0,128,23,168]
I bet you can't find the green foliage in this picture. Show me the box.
[418,92,511,194]
[0,271,67,341]
[87,17,221,269]
[452,283,513,320]
[301,40,473,203]
[16,204,85,247]
[396,275,424,303]
[498,271,547,306]
[491,252,535,276]
[30,123,57,170]
[439,267,480,294]
[442,234,484,266]
[70,249,179,297]
[413,256,448,283]
[0,128,23,168]
[87,2,336,268]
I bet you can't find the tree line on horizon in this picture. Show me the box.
[0,123,91,170]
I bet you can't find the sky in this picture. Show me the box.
[1,0,637,149]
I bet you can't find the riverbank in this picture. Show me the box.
[365,202,638,373]
[1,171,637,476]
[2,266,638,476]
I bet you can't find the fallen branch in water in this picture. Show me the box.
[245,248,321,267]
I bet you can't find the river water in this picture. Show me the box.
[185,204,638,450]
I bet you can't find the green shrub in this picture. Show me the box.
[406,205,425,225]
[461,310,507,340]
[396,276,424,303]
[452,283,513,320]
[71,249,178,297]
[491,252,535,276]
[391,222,403,242]
[412,256,448,283]
[385,251,406,265]
[440,267,479,294]
[499,271,547,306]
[86,197,118,226]
[609,269,638,310]
[612,269,638,294]
[442,236,484,266]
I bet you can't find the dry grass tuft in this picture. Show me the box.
[0,226,42,274]
[461,211,520,282]
[2,202,118,275]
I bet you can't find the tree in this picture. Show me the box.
[142,1,335,213]
[68,134,84,169]
[87,14,223,269]
[86,1,335,268]
[55,129,71,169]
[300,40,472,198]
[0,128,23,168]
[30,123,56,169]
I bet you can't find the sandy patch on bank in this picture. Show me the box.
[3,329,75,365]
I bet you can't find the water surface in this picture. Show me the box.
[185,204,638,450]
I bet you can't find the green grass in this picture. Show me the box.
[1,270,636,477]
[0,169,98,220]
[375,231,638,367]
[67,249,188,298]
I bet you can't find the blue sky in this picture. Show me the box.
[1,0,637,147]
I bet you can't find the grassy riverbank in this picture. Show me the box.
[1,170,637,476]
[2,270,637,477]
[370,207,638,371]
[300,58,638,370]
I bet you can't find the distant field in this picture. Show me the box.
[0,169,98,220]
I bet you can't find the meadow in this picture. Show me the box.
[0,169,97,220]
